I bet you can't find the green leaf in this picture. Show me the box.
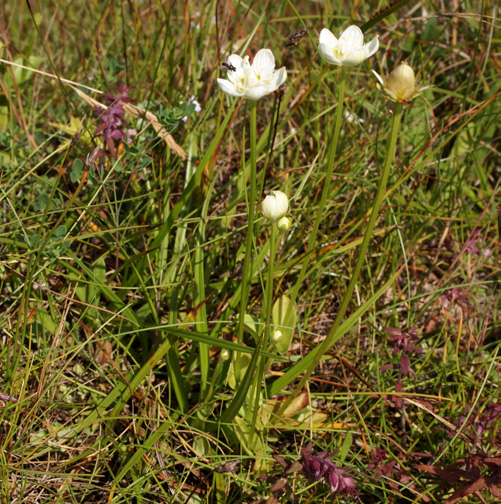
[12,56,44,86]
[338,431,352,463]
[227,352,251,390]
[55,224,66,238]
[70,158,84,183]
[272,295,296,354]
[242,313,261,340]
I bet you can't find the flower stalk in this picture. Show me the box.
[279,102,404,414]
[285,68,346,331]
[247,221,278,445]
[236,101,258,350]
[262,222,279,357]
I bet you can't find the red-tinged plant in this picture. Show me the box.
[457,402,500,450]
[382,326,423,377]
[380,326,424,409]
[367,447,432,503]
[270,441,357,499]
[94,84,136,158]
[416,455,501,503]
[416,402,500,503]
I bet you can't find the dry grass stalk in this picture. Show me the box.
[0,57,187,159]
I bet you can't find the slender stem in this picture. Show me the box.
[280,101,404,412]
[236,102,258,346]
[262,225,277,328]
[249,223,277,446]
[287,68,346,318]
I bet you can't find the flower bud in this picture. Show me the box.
[220,348,231,361]
[272,329,283,343]
[373,62,429,104]
[261,191,289,223]
[277,216,291,232]
[386,63,416,102]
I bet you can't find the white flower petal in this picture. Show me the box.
[319,25,379,67]
[364,36,379,58]
[341,49,370,67]
[271,66,287,89]
[372,70,385,87]
[245,72,260,88]
[218,48,286,101]
[227,54,244,71]
[339,25,364,48]
[243,85,271,101]
[319,28,338,47]
[252,48,276,75]
[217,78,244,98]
[262,190,289,222]
[318,43,342,66]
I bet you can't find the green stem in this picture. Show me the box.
[236,102,258,346]
[262,225,277,329]
[279,101,404,412]
[249,223,277,446]
[287,68,346,321]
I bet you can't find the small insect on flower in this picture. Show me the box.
[219,57,236,72]
[217,49,287,101]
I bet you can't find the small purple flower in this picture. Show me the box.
[463,230,491,256]
[299,442,357,496]
[383,326,422,377]
[440,287,471,310]
[94,84,136,158]
[384,327,420,354]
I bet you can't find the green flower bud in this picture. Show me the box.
[272,329,284,344]
[220,348,231,361]
[277,216,291,232]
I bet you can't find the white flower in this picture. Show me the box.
[261,191,289,222]
[217,49,287,101]
[318,25,379,67]
[344,110,364,124]
[373,62,430,103]
[182,95,202,122]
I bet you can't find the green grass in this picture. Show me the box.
[0,0,499,503]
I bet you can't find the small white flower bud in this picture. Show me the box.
[272,329,284,343]
[261,191,289,223]
[386,63,416,102]
[220,348,231,361]
[277,216,291,232]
